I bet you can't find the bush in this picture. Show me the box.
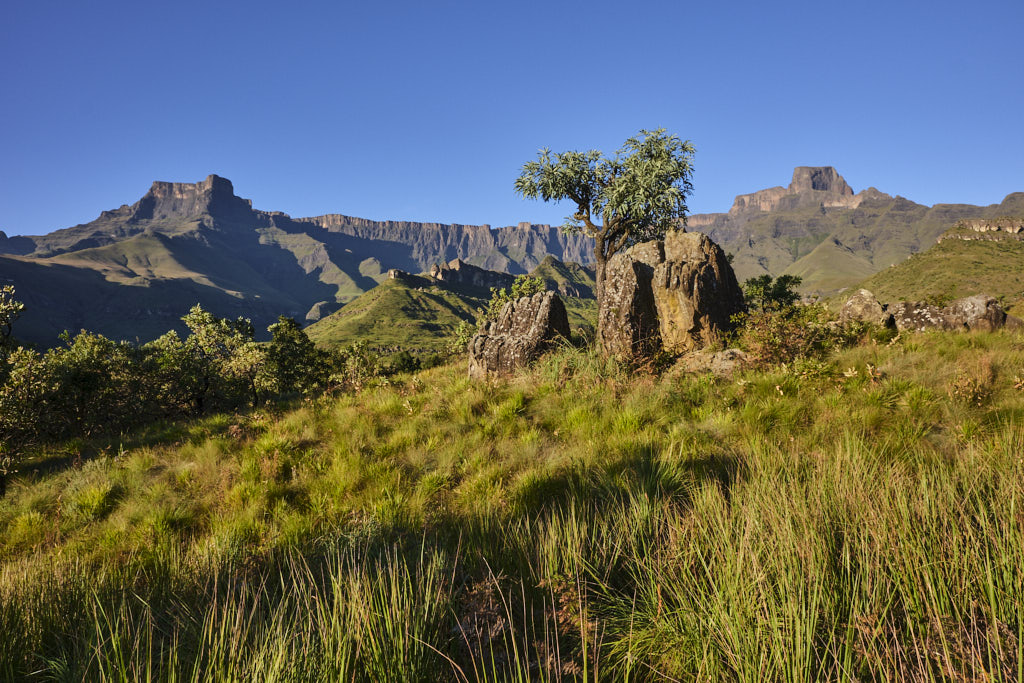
[482,275,546,324]
[732,304,866,365]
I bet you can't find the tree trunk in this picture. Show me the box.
[594,237,611,349]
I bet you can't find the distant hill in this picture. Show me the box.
[689,166,1024,295]
[854,219,1024,313]
[305,258,597,352]
[1,176,591,347]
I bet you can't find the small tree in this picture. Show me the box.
[264,316,328,396]
[0,285,25,354]
[742,275,802,312]
[514,129,695,301]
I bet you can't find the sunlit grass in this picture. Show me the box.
[1,331,1023,679]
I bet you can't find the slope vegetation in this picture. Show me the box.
[2,332,1022,680]
[857,233,1024,309]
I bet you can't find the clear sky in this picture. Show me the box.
[2,0,1022,236]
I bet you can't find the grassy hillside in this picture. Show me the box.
[856,236,1024,309]
[307,260,599,352]
[2,331,1023,679]
[305,276,484,352]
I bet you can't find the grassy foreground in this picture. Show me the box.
[2,332,1024,681]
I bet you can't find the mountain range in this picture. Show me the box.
[0,176,590,346]
[2,169,1021,347]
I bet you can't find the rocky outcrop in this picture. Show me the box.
[790,166,854,196]
[729,167,869,215]
[429,258,515,291]
[891,295,1010,333]
[468,291,570,380]
[937,218,1024,243]
[599,231,744,358]
[839,289,895,327]
[598,247,663,358]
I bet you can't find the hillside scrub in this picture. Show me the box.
[1,327,1023,680]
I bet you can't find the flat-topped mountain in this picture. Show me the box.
[687,167,1024,294]
[1,176,592,346]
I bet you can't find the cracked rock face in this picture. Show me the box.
[468,291,570,380]
[599,231,744,358]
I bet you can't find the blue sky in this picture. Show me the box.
[2,0,1022,235]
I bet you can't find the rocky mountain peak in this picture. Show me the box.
[730,166,864,214]
[130,174,253,223]
[789,167,853,196]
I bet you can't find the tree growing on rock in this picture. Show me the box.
[514,128,695,301]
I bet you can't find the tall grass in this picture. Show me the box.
[1,332,1023,680]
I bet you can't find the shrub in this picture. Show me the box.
[482,275,546,324]
[732,304,865,365]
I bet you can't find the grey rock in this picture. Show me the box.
[839,289,894,327]
[674,348,749,377]
[892,294,1009,333]
[598,251,662,358]
[945,294,1007,331]
[468,291,570,380]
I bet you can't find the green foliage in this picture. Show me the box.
[0,285,23,352]
[3,332,1024,679]
[0,306,367,463]
[482,275,546,323]
[515,129,695,296]
[444,320,475,358]
[742,274,803,311]
[147,304,264,414]
[733,303,865,365]
[265,316,329,395]
[328,341,384,393]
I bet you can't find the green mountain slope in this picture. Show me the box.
[855,232,1024,310]
[306,258,599,352]
[305,275,484,352]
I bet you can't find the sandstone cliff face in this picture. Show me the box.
[729,167,864,215]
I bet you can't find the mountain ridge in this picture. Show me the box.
[3,170,1021,346]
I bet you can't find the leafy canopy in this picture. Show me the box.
[514,129,695,251]
[742,275,803,312]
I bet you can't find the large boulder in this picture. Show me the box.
[839,289,895,327]
[599,231,744,358]
[468,291,571,380]
[892,294,1011,333]
[946,294,1007,331]
[597,245,662,358]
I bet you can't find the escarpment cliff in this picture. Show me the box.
[0,175,594,346]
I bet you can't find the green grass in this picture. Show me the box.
[305,277,485,352]
[2,331,1024,680]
